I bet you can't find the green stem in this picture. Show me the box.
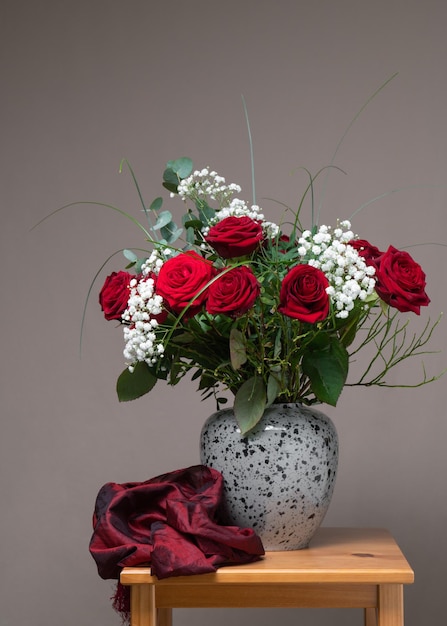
[242,94,256,206]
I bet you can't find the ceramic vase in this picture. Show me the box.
[200,403,338,551]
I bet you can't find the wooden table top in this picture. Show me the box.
[120,527,414,586]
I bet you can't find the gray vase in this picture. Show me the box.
[200,403,338,551]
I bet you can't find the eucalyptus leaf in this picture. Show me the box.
[134,258,148,274]
[163,168,178,185]
[116,362,157,402]
[149,197,163,212]
[166,157,193,179]
[162,168,179,194]
[153,210,173,230]
[198,202,215,224]
[186,226,195,245]
[183,218,203,230]
[162,181,178,194]
[161,223,183,244]
[123,249,138,263]
[234,377,267,435]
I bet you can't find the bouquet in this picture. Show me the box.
[98,157,440,434]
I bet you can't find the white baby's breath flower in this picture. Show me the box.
[122,274,165,369]
[337,310,349,319]
[177,168,241,205]
[298,220,377,318]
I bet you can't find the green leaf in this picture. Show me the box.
[229,327,247,370]
[149,197,163,212]
[186,226,195,245]
[160,221,182,243]
[260,295,275,306]
[123,249,138,263]
[172,331,194,344]
[191,368,203,381]
[234,377,267,435]
[163,167,178,185]
[162,168,179,194]
[153,210,173,230]
[266,372,280,406]
[306,331,331,350]
[183,218,203,230]
[166,157,193,179]
[169,361,182,386]
[197,201,215,224]
[302,338,349,406]
[162,181,178,194]
[273,328,282,359]
[338,311,362,347]
[116,362,157,402]
[198,372,216,390]
[134,257,148,274]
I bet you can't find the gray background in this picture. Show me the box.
[1,1,447,624]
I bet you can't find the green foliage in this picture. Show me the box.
[302,337,349,406]
[162,157,193,194]
[117,362,157,402]
[92,155,442,434]
[167,157,194,179]
[234,377,267,435]
[37,74,443,436]
[229,327,247,370]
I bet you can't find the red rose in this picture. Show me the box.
[206,265,260,318]
[349,239,383,265]
[156,251,216,315]
[99,271,133,321]
[278,264,330,323]
[373,245,430,314]
[205,216,264,258]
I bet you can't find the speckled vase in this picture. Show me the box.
[200,403,338,551]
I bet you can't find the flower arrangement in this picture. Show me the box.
[98,157,441,434]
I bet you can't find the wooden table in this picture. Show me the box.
[120,527,414,626]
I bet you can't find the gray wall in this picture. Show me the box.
[1,1,446,624]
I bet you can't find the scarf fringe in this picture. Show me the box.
[112,582,131,625]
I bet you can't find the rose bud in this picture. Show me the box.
[99,271,133,321]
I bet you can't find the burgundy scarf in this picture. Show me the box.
[90,464,264,582]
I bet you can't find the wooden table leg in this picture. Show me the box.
[365,607,378,626]
[130,585,157,626]
[158,608,173,626]
[377,584,404,626]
